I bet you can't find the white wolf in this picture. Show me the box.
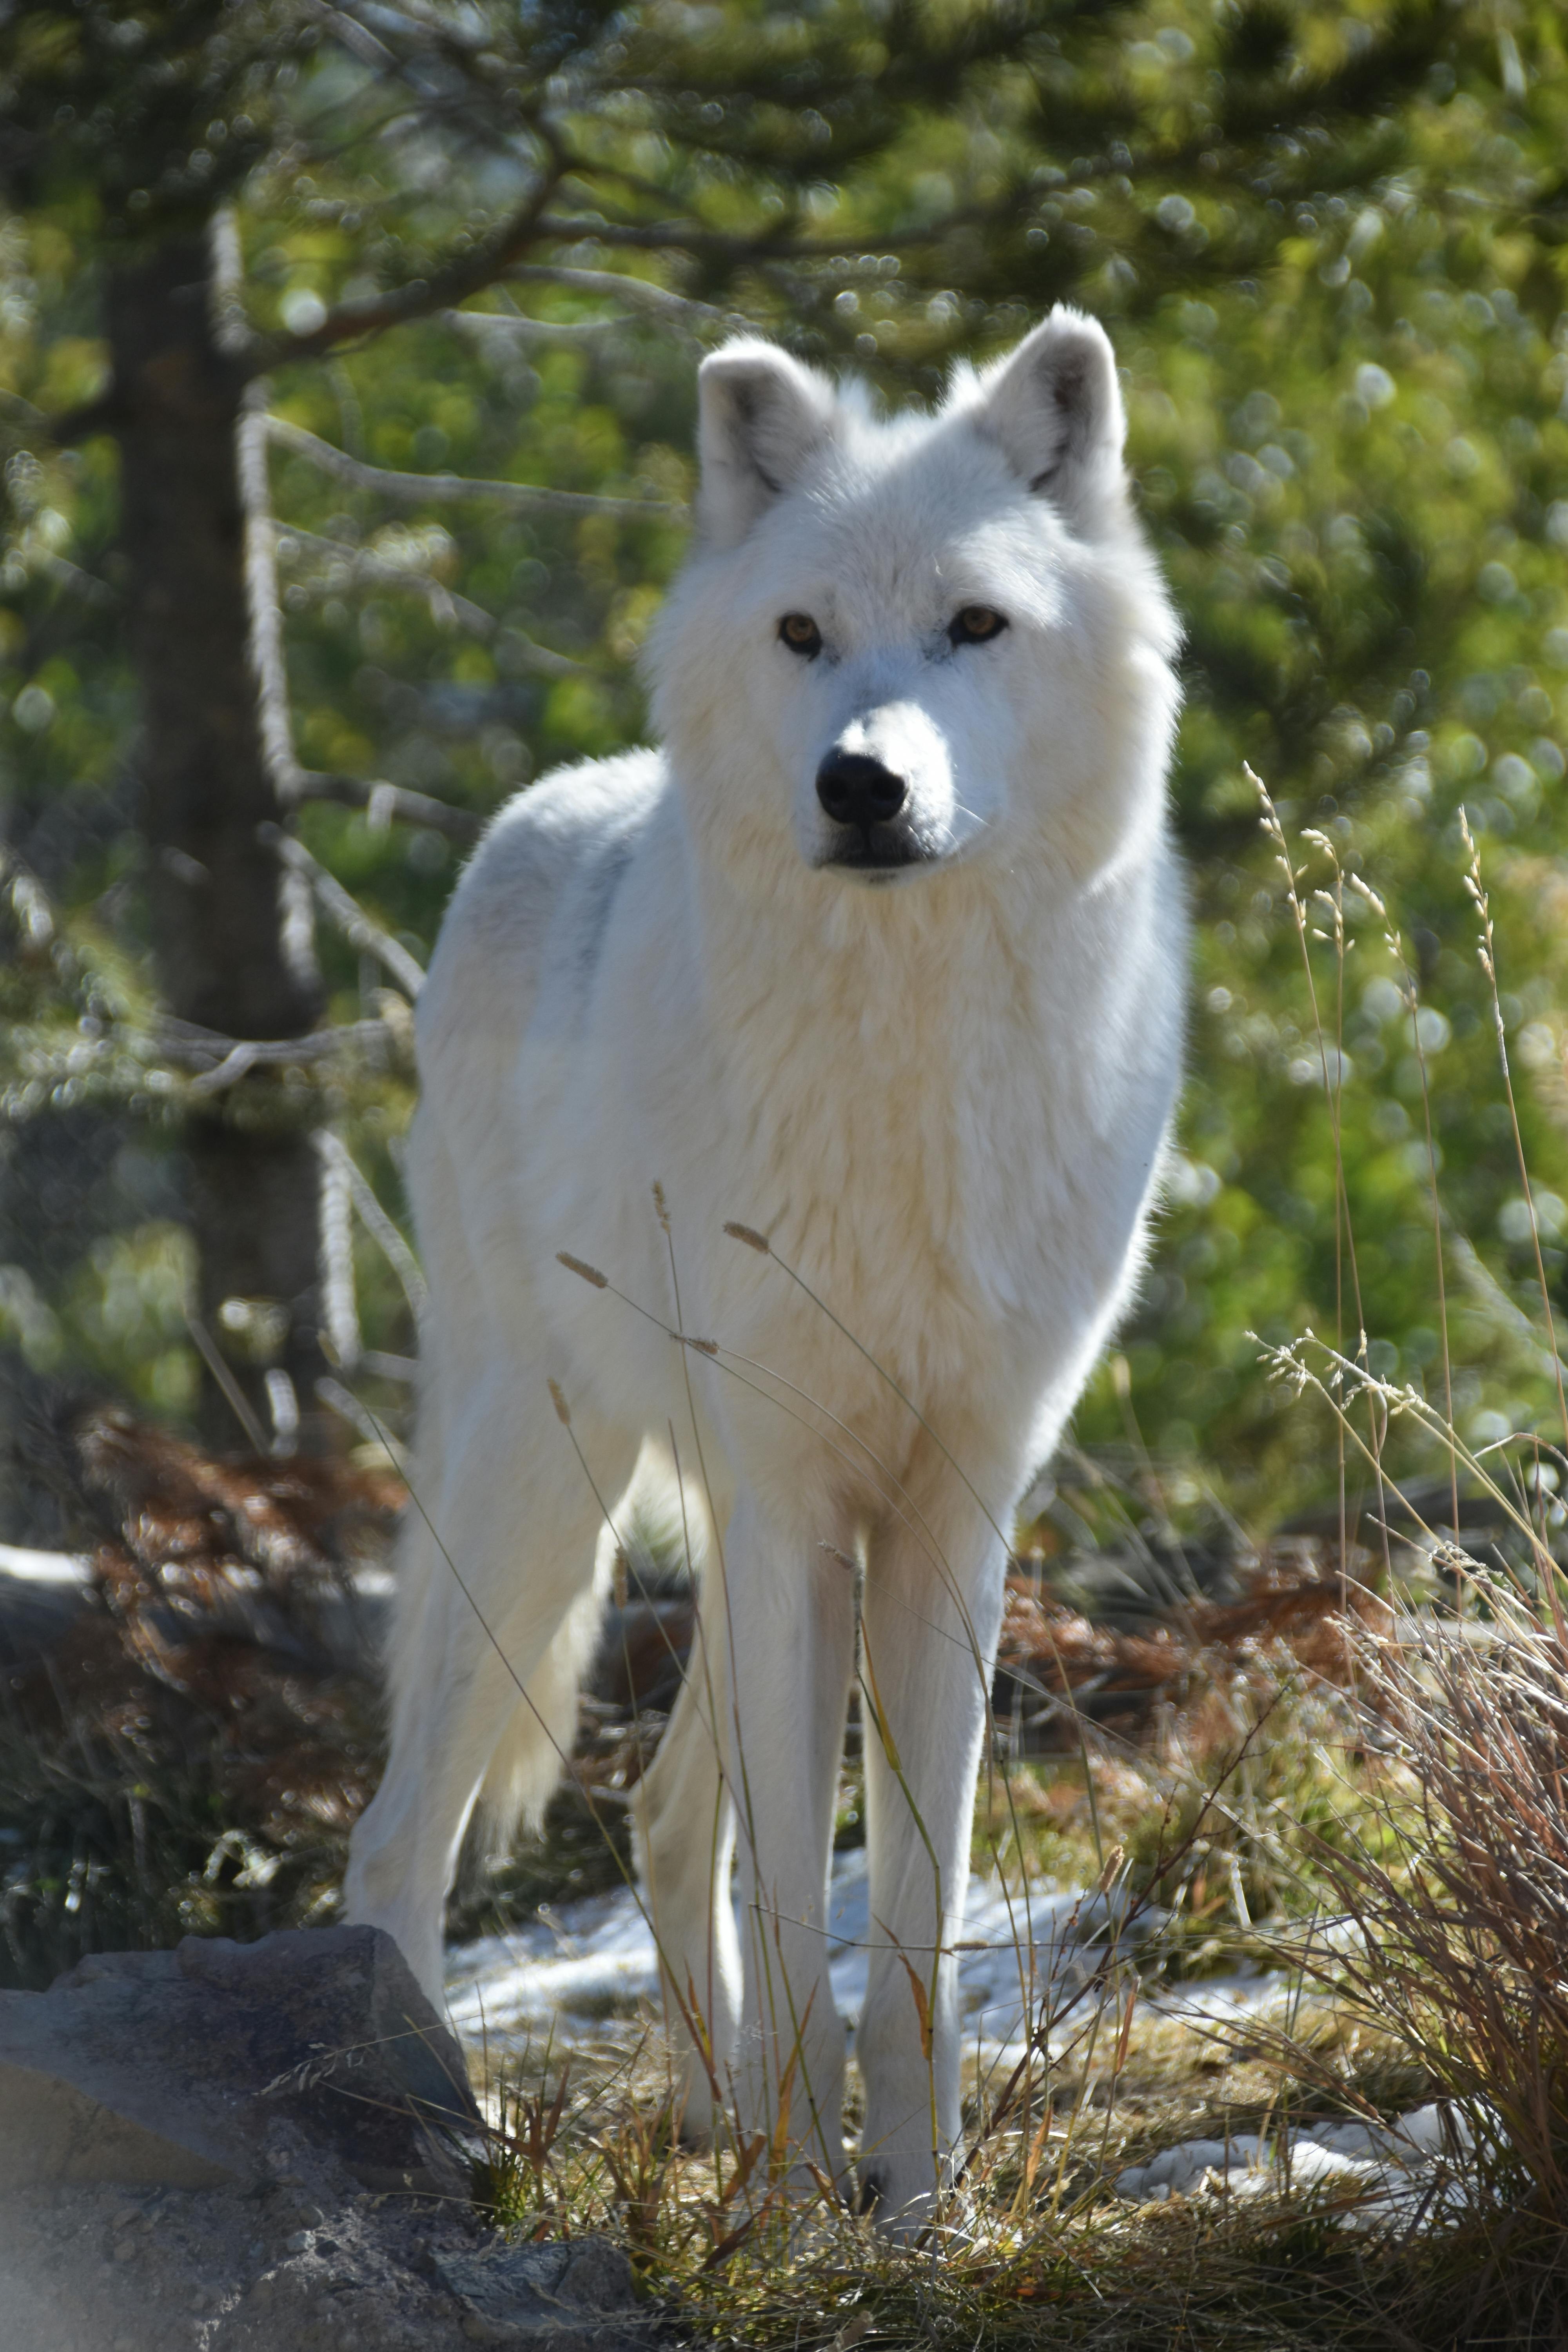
[343,307,1184,2227]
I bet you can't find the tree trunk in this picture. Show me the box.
[107,233,327,1450]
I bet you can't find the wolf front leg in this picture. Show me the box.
[854,1487,1009,2232]
[633,1584,740,2142]
[720,1492,858,2193]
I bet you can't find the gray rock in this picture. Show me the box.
[434,2236,661,2348]
[0,1924,481,2193]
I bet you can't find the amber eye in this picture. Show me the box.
[779,613,823,657]
[949,605,1007,645]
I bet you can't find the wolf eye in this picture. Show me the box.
[779,613,823,657]
[949,606,1007,645]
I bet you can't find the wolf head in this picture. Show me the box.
[650,308,1180,900]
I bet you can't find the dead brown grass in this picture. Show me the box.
[1294,1576,1568,2231]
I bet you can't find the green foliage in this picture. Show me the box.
[1,0,1567,1512]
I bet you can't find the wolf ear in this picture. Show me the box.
[696,340,838,548]
[972,307,1126,526]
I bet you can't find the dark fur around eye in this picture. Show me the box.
[779,613,823,657]
[949,606,1007,645]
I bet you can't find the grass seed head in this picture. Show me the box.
[557,1251,609,1289]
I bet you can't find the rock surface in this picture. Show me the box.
[0,1923,480,2194]
[0,1925,664,2352]
[433,2238,661,2348]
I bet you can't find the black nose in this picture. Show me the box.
[815,751,907,829]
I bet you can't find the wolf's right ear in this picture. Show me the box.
[696,341,838,548]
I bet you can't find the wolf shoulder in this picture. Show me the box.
[414,747,678,1082]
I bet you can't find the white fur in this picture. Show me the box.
[343,309,1185,2230]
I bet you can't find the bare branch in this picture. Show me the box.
[531,210,949,261]
[239,385,309,802]
[278,523,496,639]
[263,1368,301,1454]
[265,414,676,520]
[259,824,425,1001]
[289,771,483,843]
[42,391,125,447]
[235,382,327,998]
[501,265,744,333]
[0,387,49,436]
[35,552,118,608]
[318,1127,428,1319]
[243,151,567,374]
[276,523,589,678]
[442,306,628,348]
[153,1014,402,1089]
[316,1129,363,1372]
[185,1310,272,1455]
[307,0,400,74]
[0,846,57,953]
[209,209,252,363]
[316,1375,408,1468]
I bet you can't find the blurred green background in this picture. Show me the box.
[2,0,1567,1531]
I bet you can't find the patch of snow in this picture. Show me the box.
[1112,2102,1477,2224]
[445,1849,1154,2057]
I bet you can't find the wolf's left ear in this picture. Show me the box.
[973,307,1126,526]
[696,340,839,548]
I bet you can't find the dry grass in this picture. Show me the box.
[461,1542,1568,2346]
[1293,1575,1568,2231]
[464,2009,1533,2352]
